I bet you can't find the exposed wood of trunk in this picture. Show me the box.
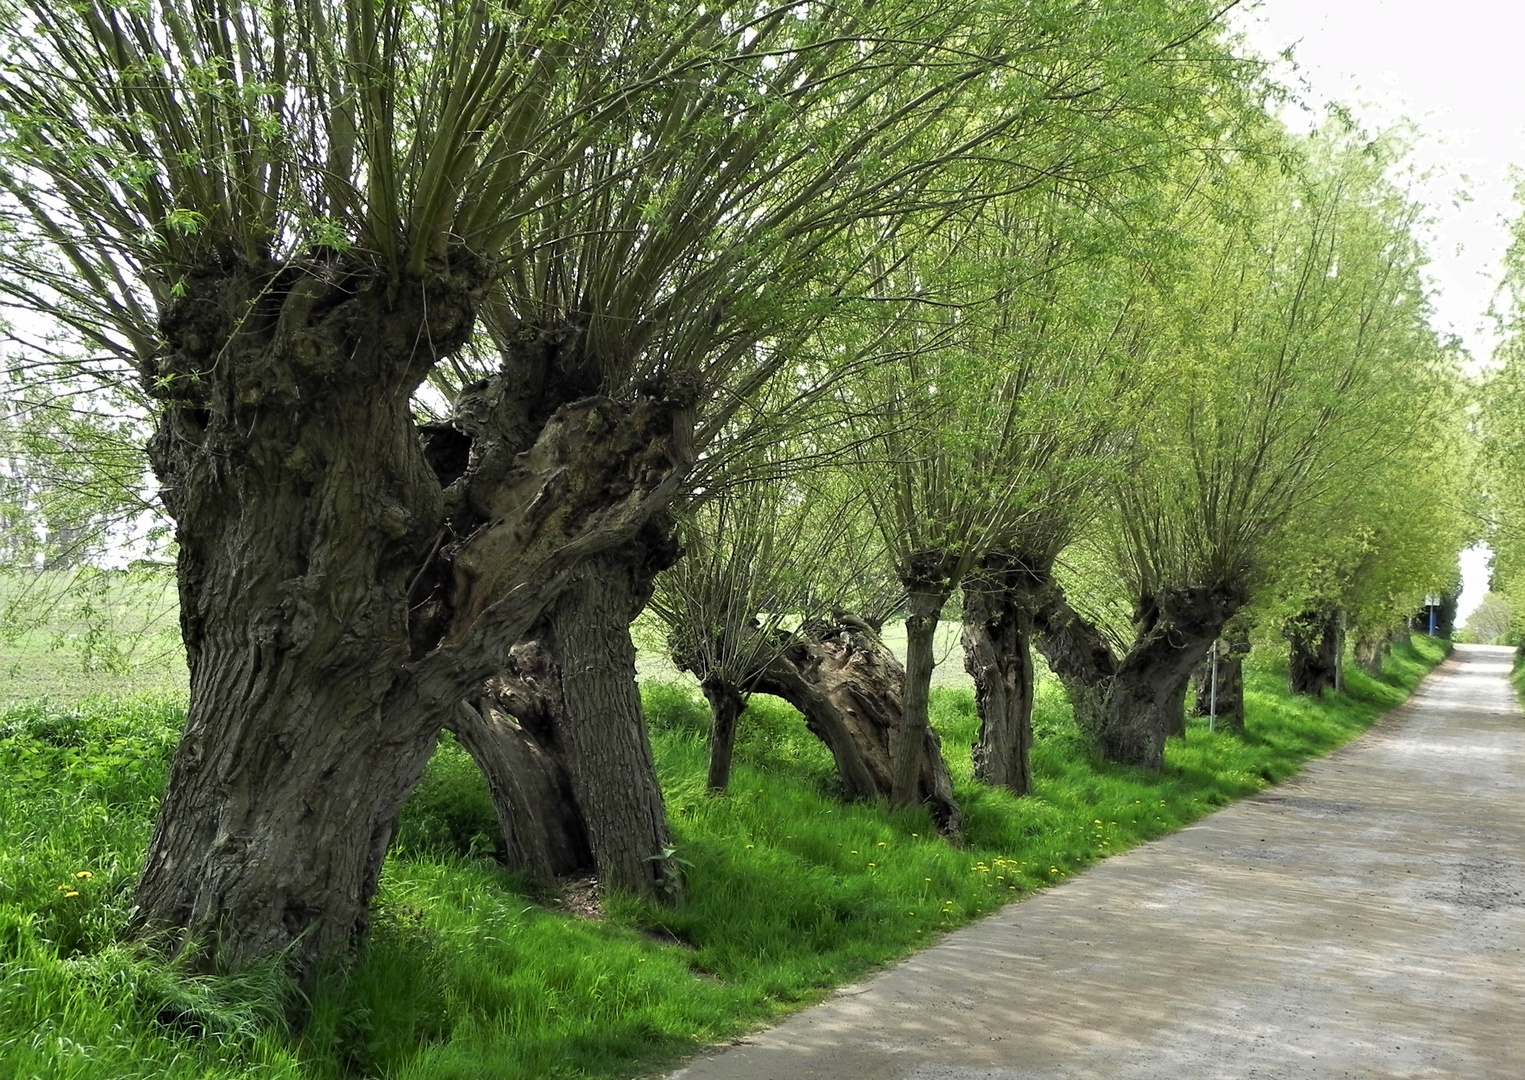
[703,676,746,793]
[751,618,961,834]
[447,640,592,888]
[963,556,1039,796]
[1287,609,1342,697]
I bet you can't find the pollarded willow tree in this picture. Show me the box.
[840,170,1196,807]
[0,0,1255,965]
[1035,127,1453,768]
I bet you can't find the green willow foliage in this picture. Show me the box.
[1483,182,1525,642]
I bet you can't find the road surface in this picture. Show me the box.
[668,644,1525,1080]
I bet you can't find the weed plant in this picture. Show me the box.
[0,636,1446,1079]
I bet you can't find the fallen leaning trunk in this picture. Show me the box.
[750,618,962,834]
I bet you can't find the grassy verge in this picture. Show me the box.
[0,634,1447,1080]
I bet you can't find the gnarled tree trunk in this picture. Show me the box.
[448,641,593,889]
[1287,609,1342,697]
[1029,581,1117,745]
[751,618,962,834]
[962,555,1040,796]
[132,260,693,969]
[1032,578,1240,770]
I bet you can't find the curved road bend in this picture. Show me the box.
[668,644,1525,1080]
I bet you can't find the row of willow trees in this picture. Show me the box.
[1484,187,1525,636]
[0,0,1469,971]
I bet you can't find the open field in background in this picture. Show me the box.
[0,570,185,703]
[0,598,1448,1080]
[2,572,975,705]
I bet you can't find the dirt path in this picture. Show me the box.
[669,644,1525,1079]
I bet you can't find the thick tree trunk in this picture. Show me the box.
[448,641,593,888]
[1190,632,1250,733]
[963,556,1038,797]
[550,547,682,903]
[703,676,746,793]
[751,618,961,834]
[893,587,948,809]
[131,258,694,969]
[1288,609,1342,697]
[1032,579,1240,770]
[132,260,482,968]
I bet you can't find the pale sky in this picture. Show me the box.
[1234,0,1525,624]
[1235,0,1525,364]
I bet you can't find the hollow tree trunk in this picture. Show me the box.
[1287,609,1342,697]
[751,618,961,833]
[962,555,1039,796]
[893,585,949,809]
[1190,632,1250,733]
[703,676,746,793]
[448,640,592,888]
[131,259,694,969]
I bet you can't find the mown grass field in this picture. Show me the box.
[0,631,1446,1080]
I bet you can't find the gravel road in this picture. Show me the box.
[668,643,1525,1080]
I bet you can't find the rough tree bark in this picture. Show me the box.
[893,583,951,808]
[749,618,962,833]
[131,258,692,969]
[962,554,1041,796]
[1032,577,1241,770]
[448,640,592,889]
[1287,609,1342,697]
[450,533,684,904]
[549,539,684,902]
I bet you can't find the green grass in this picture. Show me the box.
[0,634,1447,1080]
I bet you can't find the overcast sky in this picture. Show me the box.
[1234,0,1525,365]
[1233,0,1525,621]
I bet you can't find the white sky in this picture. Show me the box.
[1234,0,1525,365]
[1234,0,1525,625]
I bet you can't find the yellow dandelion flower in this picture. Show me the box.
[64,890,79,898]
[75,870,93,880]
